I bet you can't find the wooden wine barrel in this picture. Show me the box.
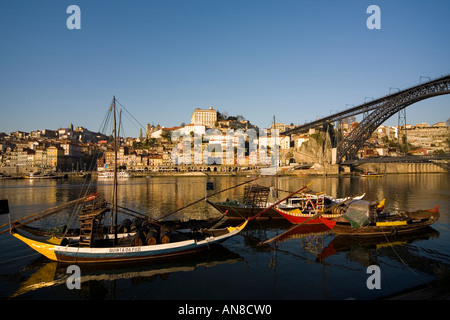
[160,227,171,244]
[145,227,159,245]
[130,218,142,232]
[119,219,132,233]
[140,222,151,236]
[331,206,345,215]
[131,231,144,246]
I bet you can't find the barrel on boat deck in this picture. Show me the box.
[145,227,159,245]
[119,219,132,233]
[331,206,346,215]
[130,218,142,232]
[140,222,151,236]
[160,227,171,244]
[131,230,145,246]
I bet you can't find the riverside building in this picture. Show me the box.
[191,107,217,128]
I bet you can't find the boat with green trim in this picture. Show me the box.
[331,200,439,236]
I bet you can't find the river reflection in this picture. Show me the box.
[10,245,243,299]
[0,173,449,299]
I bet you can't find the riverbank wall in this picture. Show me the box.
[354,162,448,174]
[1,161,447,180]
[276,161,448,176]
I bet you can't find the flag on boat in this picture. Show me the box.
[0,200,9,215]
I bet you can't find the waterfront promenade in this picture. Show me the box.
[1,159,447,181]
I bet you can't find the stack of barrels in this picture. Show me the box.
[330,205,347,215]
[120,218,171,246]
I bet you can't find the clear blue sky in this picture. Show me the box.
[1,0,449,136]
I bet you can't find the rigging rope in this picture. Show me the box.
[381,232,433,289]
[63,99,116,235]
[114,98,146,132]
[63,96,147,234]
[0,252,40,265]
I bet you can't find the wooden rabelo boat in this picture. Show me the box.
[210,183,365,221]
[3,97,248,264]
[209,184,276,219]
[10,218,247,264]
[273,194,368,229]
[274,208,340,229]
[331,200,440,236]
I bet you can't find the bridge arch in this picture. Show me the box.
[283,74,450,164]
[336,75,450,163]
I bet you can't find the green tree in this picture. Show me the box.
[161,130,171,141]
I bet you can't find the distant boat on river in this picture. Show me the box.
[97,170,133,178]
[23,172,63,179]
[360,171,385,177]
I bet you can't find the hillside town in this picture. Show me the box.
[0,106,449,176]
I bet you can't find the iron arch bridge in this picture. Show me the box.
[282,74,450,164]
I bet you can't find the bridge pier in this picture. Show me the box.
[340,165,352,174]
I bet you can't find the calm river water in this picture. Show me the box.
[0,173,449,300]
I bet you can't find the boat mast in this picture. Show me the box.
[110,96,119,238]
[273,114,278,201]
[114,104,120,243]
[118,109,122,140]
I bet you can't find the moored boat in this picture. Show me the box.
[24,171,63,179]
[6,97,248,264]
[5,190,246,264]
[273,194,369,228]
[331,201,439,236]
[10,219,247,264]
[273,207,341,229]
[211,183,365,220]
[98,170,133,178]
[360,171,384,177]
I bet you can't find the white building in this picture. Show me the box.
[191,107,217,128]
[178,124,206,136]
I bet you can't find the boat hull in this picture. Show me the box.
[360,174,384,178]
[54,240,221,263]
[211,194,365,220]
[332,207,440,236]
[211,203,279,220]
[11,221,247,264]
[274,207,339,229]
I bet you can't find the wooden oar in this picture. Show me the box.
[115,205,226,233]
[0,196,91,235]
[0,196,89,230]
[155,177,259,221]
[248,183,313,221]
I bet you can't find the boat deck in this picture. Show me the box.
[66,229,216,249]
